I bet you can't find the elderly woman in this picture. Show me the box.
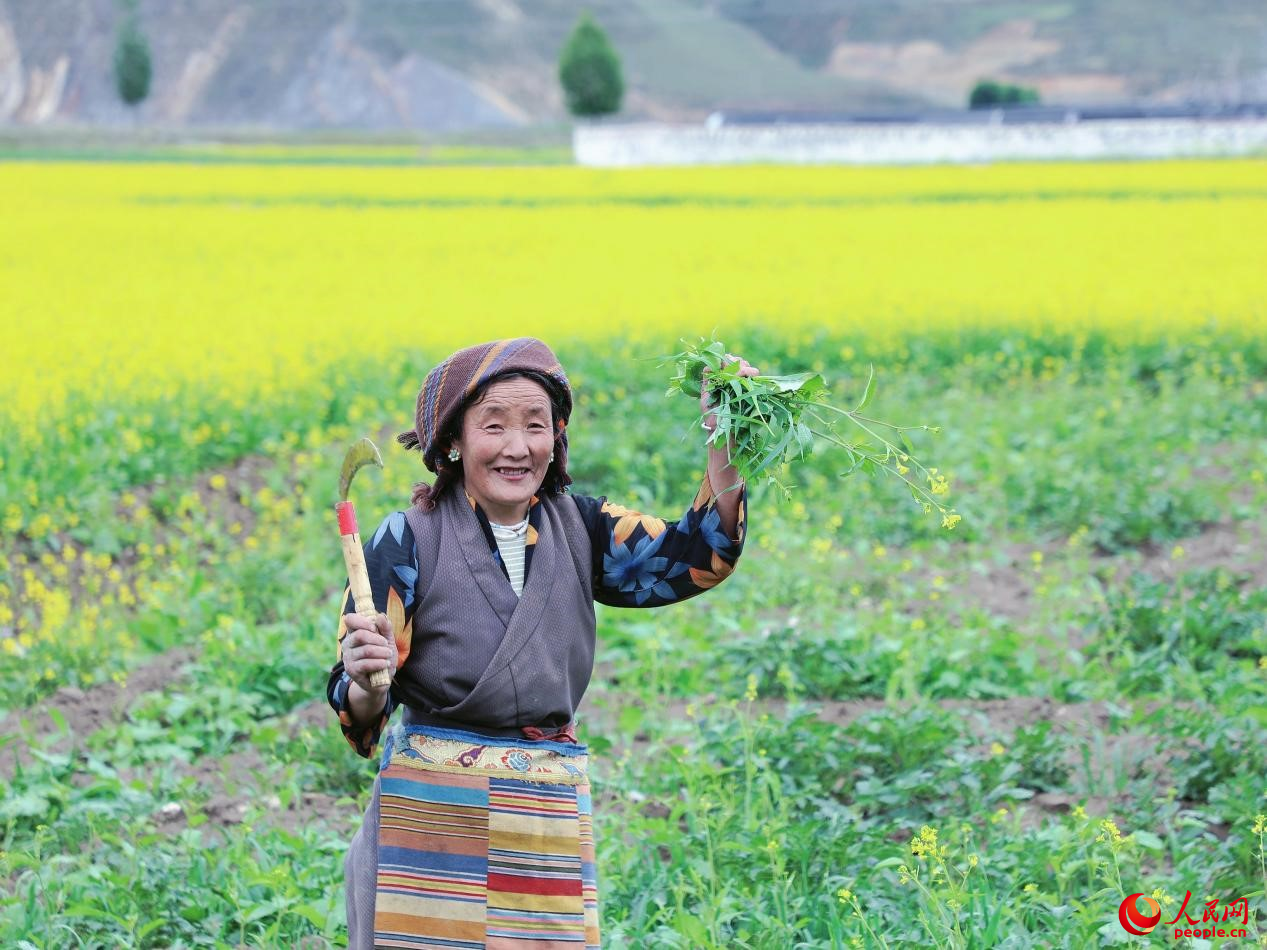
[328,337,753,948]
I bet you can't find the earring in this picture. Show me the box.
[447,447,461,462]
[548,452,555,463]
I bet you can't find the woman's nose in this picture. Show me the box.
[503,427,530,456]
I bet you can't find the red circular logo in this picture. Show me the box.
[1119,893,1161,935]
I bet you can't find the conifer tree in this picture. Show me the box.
[558,14,623,118]
[113,1,152,108]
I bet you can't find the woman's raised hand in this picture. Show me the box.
[342,612,398,693]
[701,353,760,432]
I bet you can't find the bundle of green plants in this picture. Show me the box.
[663,337,959,528]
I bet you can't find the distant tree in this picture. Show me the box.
[969,79,1040,109]
[558,14,623,118]
[113,1,152,108]
[969,80,1002,108]
[1002,84,1041,105]
[967,80,1038,109]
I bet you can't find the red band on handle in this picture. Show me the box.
[336,501,358,536]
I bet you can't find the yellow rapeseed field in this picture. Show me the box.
[2,157,1264,459]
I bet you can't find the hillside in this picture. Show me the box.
[707,0,1267,106]
[1,0,1264,131]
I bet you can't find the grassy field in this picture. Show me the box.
[1,156,1265,947]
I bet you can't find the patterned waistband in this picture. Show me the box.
[381,722,589,786]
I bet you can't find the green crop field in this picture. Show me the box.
[1,156,1265,948]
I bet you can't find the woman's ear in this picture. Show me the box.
[441,426,461,463]
[444,420,465,460]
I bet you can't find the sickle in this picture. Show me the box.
[334,437,390,689]
[338,437,383,503]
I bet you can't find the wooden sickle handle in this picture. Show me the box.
[337,503,391,690]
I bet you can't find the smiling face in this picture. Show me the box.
[451,376,555,525]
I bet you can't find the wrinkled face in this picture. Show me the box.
[452,377,554,525]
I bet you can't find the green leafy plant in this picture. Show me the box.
[663,336,959,527]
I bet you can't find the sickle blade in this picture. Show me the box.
[338,437,384,501]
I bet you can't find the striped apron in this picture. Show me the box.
[346,723,600,949]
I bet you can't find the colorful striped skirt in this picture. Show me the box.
[345,724,600,949]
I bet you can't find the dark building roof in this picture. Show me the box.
[711,103,1267,126]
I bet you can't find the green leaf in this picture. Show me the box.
[674,911,710,944]
[794,422,814,458]
[292,904,328,928]
[136,918,167,939]
[759,371,822,394]
[618,704,645,735]
[244,901,285,924]
[855,364,877,412]
[64,903,128,926]
[2,793,50,818]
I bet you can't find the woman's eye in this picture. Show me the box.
[484,425,503,432]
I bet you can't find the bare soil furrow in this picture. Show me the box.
[0,645,200,780]
[950,512,1267,624]
[142,699,350,836]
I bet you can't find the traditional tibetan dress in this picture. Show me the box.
[329,476,746,949]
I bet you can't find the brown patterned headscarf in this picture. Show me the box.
[397,338,573,509]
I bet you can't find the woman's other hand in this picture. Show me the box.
[700,353,756,541]
[701,353,760,432]
[342,612,398,694]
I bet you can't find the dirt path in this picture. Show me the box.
[0,646,346,838]
[947,512,1267,624]
[1125,517,1267,587]
[0,645,200,781]
[147,698,351,836]
[157,693,1131,838]
[586,690,1166,832]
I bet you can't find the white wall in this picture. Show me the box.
[574,118,1267,167]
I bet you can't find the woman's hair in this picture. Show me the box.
[411,369,572,510]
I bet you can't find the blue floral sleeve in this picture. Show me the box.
[326,511,419,758]
[572,475,747,607]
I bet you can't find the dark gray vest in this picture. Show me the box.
[396,485,596,730]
